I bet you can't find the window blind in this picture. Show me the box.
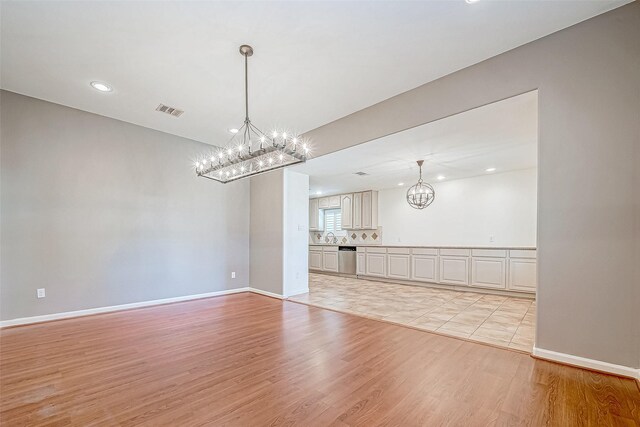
[324,209,344,234]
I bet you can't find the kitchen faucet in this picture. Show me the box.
[325,232,338,244]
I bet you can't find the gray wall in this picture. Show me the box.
[250,170,284,295]
[249,169,310,297]
[305,4,640,368]
[0,91,250,320]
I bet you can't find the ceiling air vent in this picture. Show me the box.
[354,171,369,176]
[155,103,184,117]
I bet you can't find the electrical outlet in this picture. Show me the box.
[489,235,495,243]
[37,288,46,298]
[231,272,236,279]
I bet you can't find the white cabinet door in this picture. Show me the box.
[353,192,362,230]
[471,257,506,289]
[357,252,366,275]
[329,195,341,208]
[388,254,410,280]
[411,255,438,283]
[361,191,378,229]
[508,259,537,292]
[323,251,339,272]
[439,256,469,286]
[362,191,372,229]
[309,250,323,270]
[341,194,353,229]
[365,253,386,277]
[309,199,319,231]
[319,197,330,209]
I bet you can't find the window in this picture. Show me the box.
[324,208,346,236]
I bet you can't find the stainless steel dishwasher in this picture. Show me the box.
[338,246,357,275]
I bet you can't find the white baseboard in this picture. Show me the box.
[1,288,286,328]
[248,288,284,299]
[533,347,640,380]
[0,287,251,328]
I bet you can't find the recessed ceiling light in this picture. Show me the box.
[465,0,481,3]
[316,191,322,195]
[437,175,446,180]
[485,167,496,172]
[398,182,404,186]
[229,128,239,134]
[90,81,112,92]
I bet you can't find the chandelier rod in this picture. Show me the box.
[244,51,249,122]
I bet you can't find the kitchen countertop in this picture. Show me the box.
[309,244,537,250]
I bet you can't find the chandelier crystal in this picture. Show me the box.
[195,45,309,183]
[406,160,435,209]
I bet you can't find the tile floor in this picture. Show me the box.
[289,273,536,351]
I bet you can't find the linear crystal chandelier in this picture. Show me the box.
[195,45,309,184]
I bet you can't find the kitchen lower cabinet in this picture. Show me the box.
[323,248,339,272]
[439,249,470,286]
[471,257,506,289]
[309,249,323,271]
[365,248,387,277]
[357,251,366,275]
[313,245,536,296]
[387,248,410,280]
[411,255,438,283]
[508,259,537,292]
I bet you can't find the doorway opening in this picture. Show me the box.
[292,91,538,352]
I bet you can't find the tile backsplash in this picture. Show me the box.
[309,228,383,245]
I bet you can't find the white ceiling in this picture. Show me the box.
[293,91,538,196]
[0,1,629,146]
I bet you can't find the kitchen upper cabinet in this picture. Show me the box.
[340,194,354,229]
[353,192,362,229]
[309,199,323,231]
[313,190,377,230]
[318,196,340,209]
[309,249,323,270]
[361,191,378,230]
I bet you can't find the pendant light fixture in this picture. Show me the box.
[406,160,435,209]
[195,45,309,183]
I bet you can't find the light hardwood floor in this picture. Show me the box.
[290,273,535,351]
[1,293,638,426]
